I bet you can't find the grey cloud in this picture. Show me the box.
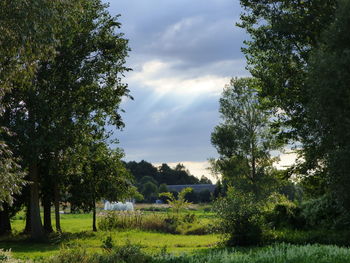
[104,0,247,169]
[107,0,246,67]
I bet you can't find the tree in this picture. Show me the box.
[68,143,137,231]
[211,78,281,246]
[140,182,159,203]
[199,175,212,184]
[0,0,76,220]
[0,136,25,208]
[302,0,350,212]
[1,0,131,240]
[211,77,280,199]
[238,0,337,142]
[160,187,193,214]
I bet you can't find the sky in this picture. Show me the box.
[104,0,295,180]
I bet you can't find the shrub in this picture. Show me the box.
[214,189,263,246]
[101,235,114,251]
[265,201,305,229]
[301,194,349,229]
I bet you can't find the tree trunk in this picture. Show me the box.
[54,182,62,234]
[92,198,97,232]
[43,195,53,233]
[24,203,31,234]
[0,205,11,236]
[29,162,46,241]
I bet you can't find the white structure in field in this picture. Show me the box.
[103,201,134,211]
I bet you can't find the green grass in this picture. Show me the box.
[0,209,219,260]
[3,205,350,262]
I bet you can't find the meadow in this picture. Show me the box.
[0,204,219,260]
[1,204,350,262]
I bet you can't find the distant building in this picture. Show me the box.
[166,184,216,193]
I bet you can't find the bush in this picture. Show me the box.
[301,194,349,229]
[265,201,305,229]
[214,190,263,246]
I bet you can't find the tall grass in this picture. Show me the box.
[43,243,350,263]
[98,211,209,235]
[0,250,26,263]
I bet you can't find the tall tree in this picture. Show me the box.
[302,0,350,211]
[0,0,76,219]
[211,78,281,246]
[1,0,130,240]
[238,0,337,141]
[211,77,280,198]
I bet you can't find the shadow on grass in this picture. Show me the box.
[0,231,97,259]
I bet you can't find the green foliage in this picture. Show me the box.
[238,0,337,141]
[44,243,350,263]
[301,0,350,212]
[44,242,152,263]
[98,211,208,235]
[101,235,114,251]
[211,77,280,199]
[160,188,193,214]
[0,137,26,208]
[126,161,201,186]
[265,200,305,230]
[140,181,159,203]
[214,188,263,246]
[301,194,348,229]
[0,250,25,263]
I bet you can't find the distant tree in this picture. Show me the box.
[125,161,200,186]
[198,190,212,203]
[140,182,159,203]
[160,187,193,214]
[199,175,212,184]
[159,184,168,193]
[125,161,158,181]
[139,176,158,186]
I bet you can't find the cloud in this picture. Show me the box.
[274,151,298,169]
[104,0,250,169]
[127,59,247,97]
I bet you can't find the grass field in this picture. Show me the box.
[2,205,350,262]
[0,205,219,260]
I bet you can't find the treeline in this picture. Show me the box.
[0,0,136,240]
[125,161,212,202]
